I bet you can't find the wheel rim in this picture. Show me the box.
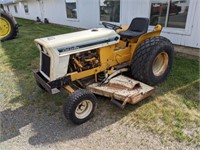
[0,17,11,38]
[153,52,169,76]
[75,100,93,119]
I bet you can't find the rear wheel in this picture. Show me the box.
[131,36,174,85]
[63,89,97,124]
[152,51,169,76]
[0,10,18,41]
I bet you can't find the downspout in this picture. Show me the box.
[37,0,44,21]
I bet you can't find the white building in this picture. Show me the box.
[1,0,200,49]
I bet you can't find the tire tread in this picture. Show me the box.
[131,36,174,85]
[63,89,97,124]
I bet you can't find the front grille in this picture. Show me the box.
[41,52,50,77]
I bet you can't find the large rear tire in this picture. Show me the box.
[131,36,174,86]
[0,10,18,41]
[63,89,97,124]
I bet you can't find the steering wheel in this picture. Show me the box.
[102,22,122,31]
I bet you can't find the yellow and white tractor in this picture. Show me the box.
[33,18,174,124]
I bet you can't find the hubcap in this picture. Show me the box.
[0,16,11,38]
[153,52,169,76]
[75,100,93,119]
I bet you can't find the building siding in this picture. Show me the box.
[2,0,200,48]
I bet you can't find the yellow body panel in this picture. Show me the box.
[70,25,162,81]
[63,85,75,94]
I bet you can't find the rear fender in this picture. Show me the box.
[130,24,162,62]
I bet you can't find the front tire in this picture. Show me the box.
[131,36,174,86]
[63,89,97,124]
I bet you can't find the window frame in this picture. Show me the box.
[65,0,79,22]
[98,0,122,25]
[148,0,196,35]
[23,2,29,14]
[7,5,10,12]
[14,5,18,13]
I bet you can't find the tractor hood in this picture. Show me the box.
[34,28,120,56]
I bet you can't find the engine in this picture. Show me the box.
[69,50,100,73]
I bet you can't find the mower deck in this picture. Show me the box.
[87,75,155,108]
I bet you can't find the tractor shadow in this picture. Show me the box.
[0,93,152,145]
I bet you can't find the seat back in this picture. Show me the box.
[128,18,149,33]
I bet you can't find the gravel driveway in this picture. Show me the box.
[0,95,198,150]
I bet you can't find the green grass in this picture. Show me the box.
[1,18,200,145]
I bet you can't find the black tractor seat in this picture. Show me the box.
[119,18,150,39]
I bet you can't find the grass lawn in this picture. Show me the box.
[0,18,199,145]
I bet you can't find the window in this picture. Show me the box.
[24,2,29,13]
[100,0,120,23]
[14,5,18,13]
[7,5,10,11]
[150,0,190,29]
[65,0,77,19]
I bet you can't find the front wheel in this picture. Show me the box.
[63,89,97,124]
[131,36,174,86]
